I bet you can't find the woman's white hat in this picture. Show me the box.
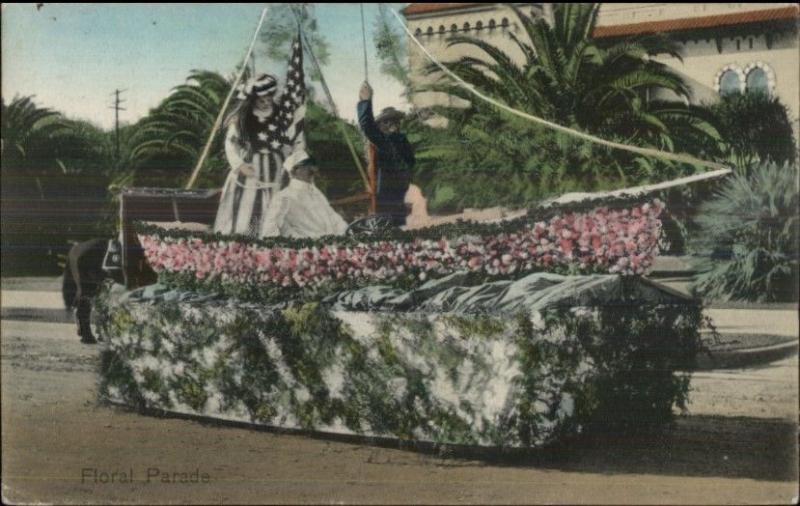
[236,74,278,100]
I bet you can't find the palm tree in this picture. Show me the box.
[1,96,78,199]
[423,4,721,174]
[3,95,137,178]
[2,96,123,175]
[129,70,231,187]
[2,97,117,273]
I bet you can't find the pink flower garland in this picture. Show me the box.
[139,200,664,289]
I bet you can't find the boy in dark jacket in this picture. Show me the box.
[357,81,415,226]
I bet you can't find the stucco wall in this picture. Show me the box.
[407,4,541,126]
[405,3,799,129]
[651,33,799,123]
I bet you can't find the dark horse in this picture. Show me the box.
[62,239,123,344]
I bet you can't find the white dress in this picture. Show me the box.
[214,105,306,236]
[260,178,349,238]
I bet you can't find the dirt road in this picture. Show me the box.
[2,316,798,504]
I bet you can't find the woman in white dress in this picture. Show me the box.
[214,73,306,236]
[261,151,349,238]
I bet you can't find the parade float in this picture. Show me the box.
[96,182,720,449]
[95,6,728,450]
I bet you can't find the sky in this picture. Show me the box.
[2,3,409,130]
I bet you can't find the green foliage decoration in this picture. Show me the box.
[97,283,703,449]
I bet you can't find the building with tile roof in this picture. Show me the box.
[403,3,799,128]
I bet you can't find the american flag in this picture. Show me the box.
[280,33,305,146]
[253,33,306,153]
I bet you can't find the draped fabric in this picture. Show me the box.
[323,272,694,313]
[260,178,349,238]
[214,35,307,237]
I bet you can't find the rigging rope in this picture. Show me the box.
[360,3,378,214]
[360,4,369,83]
[290,5,371,193]
[389,8,731,174]
[186,7,270,189]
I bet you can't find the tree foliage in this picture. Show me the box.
[1,96,116,274]
[259,3,329,84]
[1,95,115,187]
[709,93,797,171]
[411,4,723,211]
[129,70,231,188]
[426,4,720,149]
[373,4,411,94]
[691,163,799,302]
[2,96,70,175]
[304,102,365,199]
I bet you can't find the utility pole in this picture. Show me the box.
[109,89,127,162]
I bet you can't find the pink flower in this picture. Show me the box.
[559,239,574,256]
[140,199,665,286]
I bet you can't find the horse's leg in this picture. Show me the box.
[83,240,110,344]
[77,295,96,344]
[67,247,85,338]
[79,276,103,344]
[73,239,106,344]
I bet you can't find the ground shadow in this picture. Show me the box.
[527,415,797,482]
[112,403,798,483]
[1,307,73,324]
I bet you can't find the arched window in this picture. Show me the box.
[438,25,446,34]
[746,67,770,96]
[488,19,496,30]
[450,23,458,33]
[463,22,470,31]
[475,20,483,30]
[426,26,434,36]
[718,69,742,96]
[501,17,509,28]
[414,28,422,36]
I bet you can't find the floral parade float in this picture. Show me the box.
[95,176,727,450]
[95,6,731,450]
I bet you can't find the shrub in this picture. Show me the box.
[690,163,799,302]
[710,93,797,171]
[405,108,692,214]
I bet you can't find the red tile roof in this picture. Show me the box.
[593,6,799,38]
[402,4,799,36]
[402,3,481,17]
